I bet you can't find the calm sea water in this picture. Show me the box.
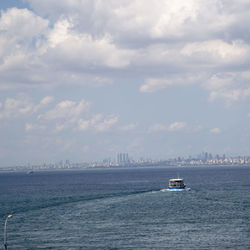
[0,166,249,249]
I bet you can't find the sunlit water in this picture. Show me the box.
[1,166,249,249]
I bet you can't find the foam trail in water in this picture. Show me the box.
[160,188,191,192]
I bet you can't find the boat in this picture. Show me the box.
[167,178,186,191]
[160,177,190,192]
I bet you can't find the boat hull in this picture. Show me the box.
[168,186,185,190]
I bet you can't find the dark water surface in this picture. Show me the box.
[0,166,250,249]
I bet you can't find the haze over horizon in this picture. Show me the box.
[0,0,250,167]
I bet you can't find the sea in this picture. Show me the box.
[0,165,249,249]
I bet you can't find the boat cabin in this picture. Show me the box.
[168,178,185,188]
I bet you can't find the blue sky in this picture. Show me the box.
[0,0,250,167]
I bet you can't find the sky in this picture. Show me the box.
[0,0,250,167]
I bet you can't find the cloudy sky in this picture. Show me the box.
[0,0,250,167]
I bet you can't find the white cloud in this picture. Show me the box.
[210,128,222,134]
[78,119,90,131]
[0,1,249,96]
[168,122,187,131]
[0,1,250,166]
[40,96,54,106]
[140,75,201,93]
[181,40,248,64]
[33,96,54,112]
[204,72,250,104]
[35,99,90,133]
[140,78,175,93]
[39,99,89,121]
[26,0,236,41]
[0,96,119,134]
[0,8,133,90]
[0,8,48,74]
[55,123,68,132]
[25,123,46,131]
[149,122,187,132]
[0,8,49,89]
[0,95,55,120]
[0,96,34,119]
[46,19,134,69]
[78,114,118,132]
[94,115,118,132]
[107,0,200,39]
[0,1,249,108]
[0,7,48,42]
[120,123,137,131]
[0,95,118,133]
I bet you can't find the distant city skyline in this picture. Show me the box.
[0,0,250,167]
[1,151,249,170]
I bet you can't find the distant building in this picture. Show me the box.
[117,153,129,164]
